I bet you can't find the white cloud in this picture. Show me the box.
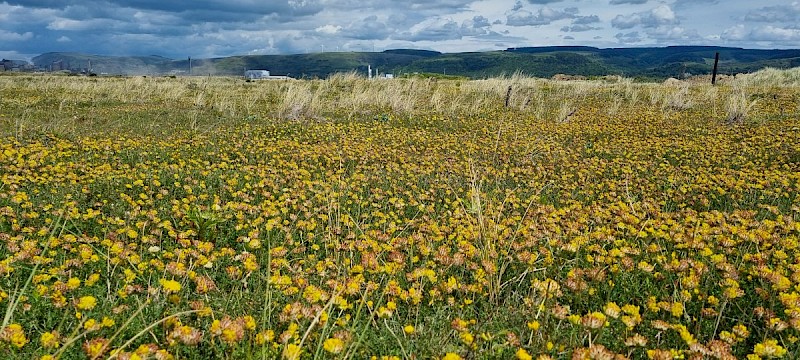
[0,30,34,41]
[721,24,800,42]
[646,26,700,41]
[612,5,677,29]
[750,26,800,41]
[315,24,342,35]
[744,2,800,22]
[506,6,578,26]
[720,25,747,41]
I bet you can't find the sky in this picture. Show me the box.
[1,0,799,61]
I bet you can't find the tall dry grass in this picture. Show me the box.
[2,67,799,138]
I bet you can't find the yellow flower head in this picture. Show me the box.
[516,348,533,360]
[527,320,540,331]
[323,338,345,354]
[442,353,462,360]
[40,331,60,349]
[76,296,97,310]
[1,323,28,348]
[403,325,415,335]
[283,343,302,360]
[160,279,181,293]
[753,339,787,358]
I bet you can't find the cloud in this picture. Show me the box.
[469,15,492,28]
[0,0,798,59]
[341,16,393,40]
[460,16,493,36]
[720,25,748,41]
[609,0,648,4]
[646,26,701,41]
[572,15,600,25]
[561,24,601,32]
[615,31,644,43]
[395,17,462,41]
[0,30,34,41]
[673,0,719,8]
[506,6,579,26]
[722,25,800,42]
[744,2,800,22]
[315,24,342,35]
[750,25,800,41]
[611,4,677,29]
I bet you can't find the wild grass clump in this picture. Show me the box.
[724,86,757,124]
[735,67,800,88]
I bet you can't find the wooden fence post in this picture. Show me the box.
[712,52,720,85]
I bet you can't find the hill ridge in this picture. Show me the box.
[29,46,800,80]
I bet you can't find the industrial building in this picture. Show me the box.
[244,70,291,80]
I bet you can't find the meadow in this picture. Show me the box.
[0,69,799,359]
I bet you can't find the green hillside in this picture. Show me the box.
[32,52,175,75]
[30,46,800,80]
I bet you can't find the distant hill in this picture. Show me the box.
[32,52,177,74]
[31,46,800,80]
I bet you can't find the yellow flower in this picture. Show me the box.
[442,353,462,360]
[527,320,540,331]
[255,330,275,345]
[76,296,97,310]
[283,343,302,360]
[40,331,60,349]
[604,302,621,318]
[580,312,607,329]
[66,277,81,290]
[670,302,684,317]
[101,317,116,328]
[753,339,787,358]
[0,323,28,348]
[460,331,474,345]
[516,348,532,360]
[243,315,256,331]
[403,325,415,335]
[323,338,345,354]
[160,279,181,293]
[84,319,99,331]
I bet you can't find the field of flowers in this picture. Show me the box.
[0,71,799,359]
